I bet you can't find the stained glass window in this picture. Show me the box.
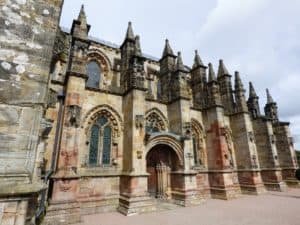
[97,116,108,126]
[86,61,101,88]
[89,125,99,165]
[88,115,112,166]
[102,126,111,165]
[192,137,198,165]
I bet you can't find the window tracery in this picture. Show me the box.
[88,116,112,166]
[145,109,168,133]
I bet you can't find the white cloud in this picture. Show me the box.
[199,0,270,36]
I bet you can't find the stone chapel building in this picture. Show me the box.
[0,2,299,225]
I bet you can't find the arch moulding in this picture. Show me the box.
[82,104,123,138]
[145,133,184,166]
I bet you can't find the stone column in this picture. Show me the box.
[167,99,201,206]
[118,89,155,215]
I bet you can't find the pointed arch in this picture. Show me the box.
[87,49,112,72]
[191,119,207,168]
[83,104,123,139]
[83,105,122,167]
[145,108,169,133]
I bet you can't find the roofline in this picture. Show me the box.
[60,26,160,62]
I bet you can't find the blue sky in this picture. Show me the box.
[60,0,300,149]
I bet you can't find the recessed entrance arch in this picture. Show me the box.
[146,144,181,200]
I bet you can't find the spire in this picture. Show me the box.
[266,88,274,104]
[234,71,244,90]
[249,82,258,98]
[192,50,205,69]
[208,63,216,82]
[176,52,185,71]
[217,59,229,78]
[125,21,135,41]
[162,39,175,58]
[78,5,86,22]
[134,35,142,56]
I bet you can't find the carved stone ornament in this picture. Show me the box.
[183,122,192,139]
[145,111,167,133]
[135,115,144,129]
[248,131,255,142]
[40,118,53,138]
[66,105,81,128]
[53,29,70,62]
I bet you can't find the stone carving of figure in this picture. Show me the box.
[223,126,235,168]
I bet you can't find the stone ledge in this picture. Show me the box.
[0,182,46,197]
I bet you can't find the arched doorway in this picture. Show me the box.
[146,144,180,200]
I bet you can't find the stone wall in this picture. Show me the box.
[0,0,63,224]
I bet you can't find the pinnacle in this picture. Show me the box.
[192,50,205,69]
[217,59,230,77]
[234,71,244,90]
[78,4,87,22]
[134,35,142,56]
[249,82,258,98]
[266,88,274,104]
[208,63,217,82]
[176,51,185,71]
[162,39,175,58]
[125,21,135,41]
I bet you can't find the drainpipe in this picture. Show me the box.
[35,92,65,222]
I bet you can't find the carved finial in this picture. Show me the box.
[176,51,185,71]
[192,50,205,69]
[162,39,175,58]
[208,63,216,82]
[217,59,229,77]
[266,88,274,103]
[125,21,135,41]
[249,82,258,98]
[78,4,86,22]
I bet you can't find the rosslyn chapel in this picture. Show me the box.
[0,2,299,225]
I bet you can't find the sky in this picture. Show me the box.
[60,0,300,149]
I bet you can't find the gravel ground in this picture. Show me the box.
[75,188,300,225]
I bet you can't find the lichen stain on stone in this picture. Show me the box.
[16,65,25,74]
[26,42,42,49]
[0,49,16,61]
[2,5,24,25]
[20,11,30,19]
[13,53,29,65]
[1,62,12,71]
[13,0,26,5]
[43,9,50,16]
[35,17,43,25]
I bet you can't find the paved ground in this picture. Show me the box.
[75,188,300,225]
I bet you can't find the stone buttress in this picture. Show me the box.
[229,72,266,195]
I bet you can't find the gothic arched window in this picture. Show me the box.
[88,116,112,166]
[86,61,101,88]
